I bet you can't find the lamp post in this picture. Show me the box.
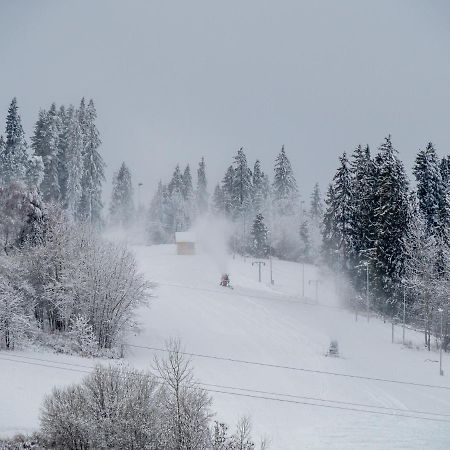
[438,308,444,376]
[137,182,143,209]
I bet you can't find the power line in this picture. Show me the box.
[204,388,450,423]
[6,352,450,418]
[124,343,450,391]
[1,355,449,424]
[194,380,450,418]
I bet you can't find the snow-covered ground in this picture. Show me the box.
[1,243,450,449]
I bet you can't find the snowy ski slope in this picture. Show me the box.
[1,243,450,449]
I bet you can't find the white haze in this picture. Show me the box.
[1,1,450,201]
[192,215,235,275]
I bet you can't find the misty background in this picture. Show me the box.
[1,0,450,200]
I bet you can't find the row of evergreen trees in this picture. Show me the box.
[323,136,449,348]
[212,146,323,260]
[145,145,323,261]
[147,158,208,243]
[0,98,105,223]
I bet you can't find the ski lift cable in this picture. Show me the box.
[1,355,450,424]
[123,343,450,391]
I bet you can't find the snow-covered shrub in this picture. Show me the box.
[68,315,96,356]
[0,182,45,254]
[212,417,270,450]
[40,365,159,450]
[0,433,42,449]
[22,217,151,354]
[154,338,213,449]
[40,341,268,449]
[77,238,150,349]
[0,258,35,350]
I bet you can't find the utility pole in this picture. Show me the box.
[301,262,305,298]
[438,308,444,376]
[365,261,370,322]
[391,315,395,343]
[402,285,406,345]
[252,261,266,282]
[308,279,321,303]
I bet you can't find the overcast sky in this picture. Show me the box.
[1,0,450,202]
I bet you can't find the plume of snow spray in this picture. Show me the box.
[192,214,234,274]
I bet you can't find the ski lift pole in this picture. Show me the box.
[252,261,266,282]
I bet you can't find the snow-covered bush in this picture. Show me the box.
[0,199,151,356]
[213,417,269,450]
[0,277,34,350]
[76,238,150,350]
[40,365,159,450]
[0,182,45,254]
[40,342,268,450]
[0,255,35,350]
[154,339,213,449]
[68,315,96,356]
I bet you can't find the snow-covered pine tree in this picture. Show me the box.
[307,182,323,261]
[30,108,47,183]
[330,152,354,273]
[252,159,265,215]
[0,135,6,185]
[56,105,69,205]
[322,184,338,266]
[250,213,269,257]
[196,157,208,215]
[231,147,253,219]
[182,164,196,226]
[1,98,28,184]
[349,144,377,289]
[39,103,62,203]
[182,164,193,200]
[439,155,450,244]
[64,106,84,218]
[168,164,183,196]
[221,165,235,217]
[372,136,409,310]
[212,183,224,214]
[110,162,134,228]
[25,155,44,190]
[167,165,188,232]
[413,142,443,236]
[78,99,105,224]
[272,145,298,215]
[309,182,323,223]
[148,181,169,243]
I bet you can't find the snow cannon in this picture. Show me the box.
[220,273,231,288]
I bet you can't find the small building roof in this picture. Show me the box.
[175,231,196,243]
